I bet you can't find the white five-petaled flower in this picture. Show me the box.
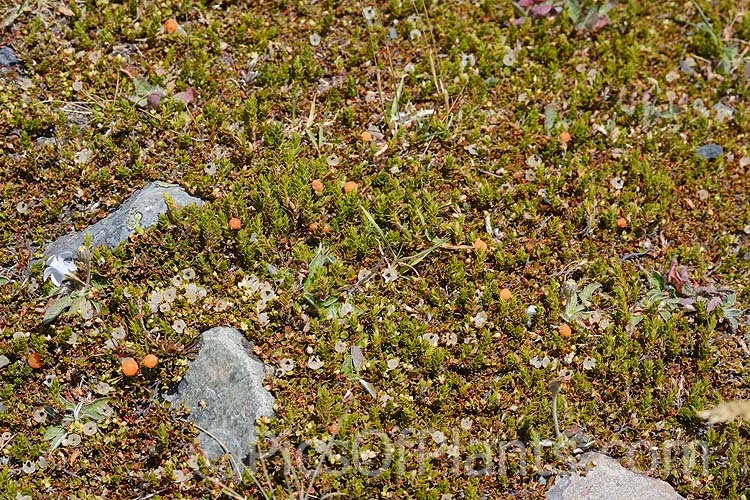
[43,253,77,287]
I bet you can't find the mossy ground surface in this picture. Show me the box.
[1,0,750,498]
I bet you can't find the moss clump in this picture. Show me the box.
[1,0,749,498]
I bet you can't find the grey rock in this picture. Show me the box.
[547,453,684,500]
[45,181,203,258]
[0,46,19,67]
[696,144,723,160]
[163,327,275,468]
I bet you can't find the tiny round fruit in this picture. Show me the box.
[311,179,324,193]
[616,217,627,229]
[343,181,358,194]
[559,324,572,337]
[121,357,139,377]
[360,130,372,142]
[321,224,331,235]
[143,354,159,369]
[27,352,43,369]
[559,131,572,144]
[309,222,319,232]
[473,239,488,252]
[499,288,512,301]
[163,18,178,34]
[228,217,241,230]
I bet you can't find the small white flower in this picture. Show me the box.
[163,287,177,303]
[382,266,398,283]
[423,333,439,346]
[525,305,538,328]
[279,358,295,373]
[335,340,348,353]
[340,302,354,317]
[260,284,276,301]
[583,357,596,370]
[172,319,186,334]
[82,421,98,436]
[472,311,487,328]
[99,403,113,418]
[32,409,47,424]
[22,460,36,474]
[307,356,324,370]
[362,6,376,24]
[64,433,81,447]
[257,312,269,326]
[43,253,77,287]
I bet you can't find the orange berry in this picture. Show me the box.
[163,18,178,34]
[228,217,241,230]
[616,217,627,229]
[499,288,512,301]
[321,223,331,235]
[343,181,358,194]
[309,222,320,232]
[473,239,488,252]
[121,357,139,377]
[311,179,324,193]
[559,131,571,144]
[143,354,159,369]
[559,324,572,337]
[360,130,372,142]
[27,352,43,369]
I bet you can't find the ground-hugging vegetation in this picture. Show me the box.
[1,0,750,498]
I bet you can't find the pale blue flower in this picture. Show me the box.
[43,253,77,287]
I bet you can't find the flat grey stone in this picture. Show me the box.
[163,327,275,468]
[546,453,684,500]
[44,181,203,258]
[696,144,723,160]
[0,46,19,67]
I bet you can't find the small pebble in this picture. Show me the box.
[696,144,722,160]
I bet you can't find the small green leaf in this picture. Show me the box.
[578,282,601,303]
[43,294,73,324]
[360,205,386,241]
[400,237,449,268]
[79,398,110,421]
[629,314,645,331]
[303,245,337,292]
[126,76,166,107]
[342,355,354,377]
[389,76,405,122]
[44,425,67,450]
[1,0,28,29]
[565,0,582,23]
[543,105,556,136]
[359,378,377,399]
